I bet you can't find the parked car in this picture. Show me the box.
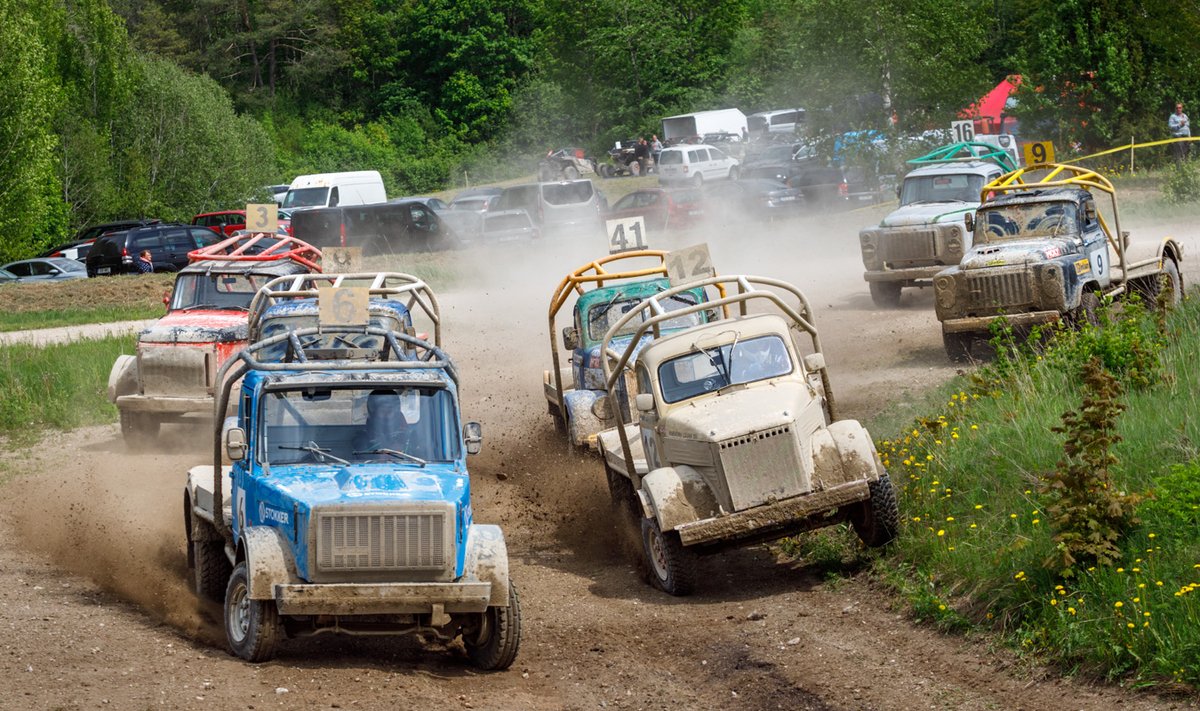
[290,199,459,253]
[658,144,739,186]
[192,210,247,236]
[0,268,17,284]
[704,178,805,221]
[1,257,89,282]
[605,188,704,231]
[38,238,98,262]
[86,224,220,276]
[449,187,505,213]
[495,181,604,238]
[68,219,161,245]
[480,209,538,242]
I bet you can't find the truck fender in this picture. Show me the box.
[1122,236,1180,266]
[107,354,139,403]
[240,526,299,600]
[812,421,883,489]
[563,389,603,447]
[640,465,720,532]
[462,524,510,607]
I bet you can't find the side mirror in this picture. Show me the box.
[803,353,826,373]
[635,393,655,412]
[463,422,483,455]
[963,212,975,233]
[224,426,248,461]
[48,268,61,275]
[562,326,579,350]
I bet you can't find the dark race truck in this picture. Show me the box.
[597,275,899,595]
[107,234,322,449]
[857,141,1014,307]
[544,250,714,450]
[184,279,520,669]
[934,163,1184,360]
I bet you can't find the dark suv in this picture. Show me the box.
[86,224,219,276]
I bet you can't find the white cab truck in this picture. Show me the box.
[858,142,1014,307]
[282,171,387,210]
[661,109,747,144]
[596,275,899,595]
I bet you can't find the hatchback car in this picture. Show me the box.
[192,210,247,236]
[605,188,704,231]
[449,187,505,213]
[658,144,739,186]
[1,257,89,282]
[86,224,220,276]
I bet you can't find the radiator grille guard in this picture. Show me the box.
[315,504,453,573]
[965,268,1034,311]
[879,229,938,264]
[719,425,806,511]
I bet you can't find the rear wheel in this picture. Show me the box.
[225,562,281,662]
[563,165,580,180]
[850,473,900,547]
[692,173,703,187]
[464,581,522,670]
[942,331,973,363]
[598,163,613,179]
[193,536,232,603]
[120,410,159,451]
[628,160,642,177]
[1137,258,1183,310]
[868,281,902,308]
[641,516,695,596]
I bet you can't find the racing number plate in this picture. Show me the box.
[318,285,369,326]
[246,203,278,233]
[666,243,715,287]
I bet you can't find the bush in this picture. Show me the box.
[1162,159,1200,204]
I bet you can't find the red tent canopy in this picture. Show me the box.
[961,75,1021,129]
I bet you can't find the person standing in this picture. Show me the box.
[650,134,663,167]
[1169,102,1190,162]
[134,250,154,274]
[633,138,651,175]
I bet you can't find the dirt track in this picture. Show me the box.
[2,207,1197,710]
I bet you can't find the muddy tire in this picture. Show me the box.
[1135,258,1182,310]
[942,331,973,363]
[194,537,233,603]
[628,160,642,177]
[641,516,695,596]
[120,410,159,451]
[224,562,281,662]
[869,281,902,308]
[598,163,612,179]
[464,581,522,671]
[1069,290,1100,328]
[564,165,580,180]
[850,473,900,548]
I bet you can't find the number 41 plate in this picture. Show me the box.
[606,216,648,253]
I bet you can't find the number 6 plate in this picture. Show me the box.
[318,285,369,326]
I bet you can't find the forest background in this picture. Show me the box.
[2,0,1198,261]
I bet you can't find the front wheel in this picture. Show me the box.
[850,473,900,547]
[225,561,281,662]
[942,330,974,363]
[641,516,695,596]
[868,281,902,308]
[464,581,522,670]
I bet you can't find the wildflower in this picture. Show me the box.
[1148,533,1156,539]
[1127,623,1135,629]
[1032,519,1040,524]
[911,516,921,522]
[1143,612,1151,618]
[946,516,955,522]
[1010,513,1018,519]
[974,504,983,509]
[1114,601,1124,608]
[937,530,945,537]
[969,523,977,529]
[1138,583,1146,589]
[1049,598,1058,606]
[1014,571,1026,581]
[1117,568,1125,573]
[939,604,946,611]
[1156,581,1164,587]
[1068,607,1076,615]
[970,424,978,430]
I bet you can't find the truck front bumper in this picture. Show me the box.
[116,394,215,416]
[863,266,943,284]
[274,581,493,616]
[676,479,870,547]
[940,310,1061,334]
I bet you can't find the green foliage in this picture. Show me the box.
[1162,159,1200,204]
[1137,462,1200,541]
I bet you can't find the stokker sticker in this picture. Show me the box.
[1074,258,1090,275]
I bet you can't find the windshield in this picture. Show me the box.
[900,173,987,205]
[170,272,266,311]
[587,291,702,342]
[542,182,594,205]
[658,335,793,404]
[976,201,1079,243]
[261,386,459,466]
[282,187,329,208]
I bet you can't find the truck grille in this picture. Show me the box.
[316,506,451,572]
[719,426,804,511]
[880,229,937,264]
[139,344,213,396]
[965,269,1033,310]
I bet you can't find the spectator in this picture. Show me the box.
[134,250,153,274]
[633,138,651,175]
[650,134,663,166]
[1169,103,1190,162]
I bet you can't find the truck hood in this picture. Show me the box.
[879,202,974,227]
[662,380,816,442]
[961,238,1074,269]
[140,310,248,344]
[264,463,468,506]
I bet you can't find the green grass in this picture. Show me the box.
[0,335,135,446]
[860,297,1200,690]
[0,305,165,332]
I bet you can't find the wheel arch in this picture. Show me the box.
[641,465,719,532]
[107,354,139,403]
[463,524,511,607]
[240,526,299,600]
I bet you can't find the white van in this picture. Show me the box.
[748,109,806,137]
[657,144,739,186]
[282,171,387,209]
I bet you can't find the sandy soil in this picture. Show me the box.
[1,205,1197,710]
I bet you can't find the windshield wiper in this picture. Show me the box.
[592,291,626,322]
[279,441,349,465]
[354,448,427,466]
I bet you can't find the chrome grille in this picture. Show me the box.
[719,426,804,511]
[880,229,937,264]
[316,508,450,572]
[965,269,1033,310]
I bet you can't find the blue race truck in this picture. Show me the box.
[184,277,520,669]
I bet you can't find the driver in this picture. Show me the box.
[355,389,412,460]
[731,337,790,382]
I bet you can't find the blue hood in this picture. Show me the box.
[264,462,468,507]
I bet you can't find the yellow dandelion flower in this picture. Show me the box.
[937,529,945,537]
[946,516,955,522]
[939,604,946,611]
[1127,623,1135,629]
[1010,513,1018,519]
[1117,568,1125,573]
[951,432,959,440]
[969,523,977,529]
[1143,612,1151,617]
[1049,598,1058,606]
[911,516,921,522]
[1114,601,1124,608]
[1068,607,1076,615]
[1156,581,1164,587]
[974,504,983,509]
[1148,533,1156,539]
[1032,519,1040,524]
[970,424,978,430]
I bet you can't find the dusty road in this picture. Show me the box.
[1,206,1197,710]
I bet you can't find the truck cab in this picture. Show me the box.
[858,142,1013,307]
[597,275,899,595]
[184,281,519,670]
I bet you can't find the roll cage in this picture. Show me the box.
[907,141,1017,172]
[187,233,322,273]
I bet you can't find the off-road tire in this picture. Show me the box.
[1136,258,1183,310]
[869,281,902,308]
[641,516,695,596]
[464,581,522,671]
[598,163,612,179]
[605,464,640,519]
[225,562,281,662]
[628,160,642,177]
[564,166,580,180]
[194,537,233,603]
[120,410,160,451]
[850,473,900,547]
[942,331,973,363]
[1069,290,1100,329]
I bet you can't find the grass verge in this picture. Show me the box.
[0,335,135,447]
[0,305,165,332]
